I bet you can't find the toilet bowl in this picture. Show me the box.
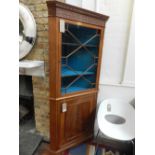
[97,98,135,141]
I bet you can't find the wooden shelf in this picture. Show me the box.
[62,42,98,47]
[62,66,94,77]
[61,86,89,94]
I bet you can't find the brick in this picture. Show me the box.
[33,79,48,88]
[20,0,28,5]
[37,42,48,49]
[36,17,48,24]
[35,4,47,11]
[28,5,35,11]
[37,24,48,31]
[32,76,45,84]
[37,31,48,37]
[44,61,49,72]
[33,88,48,96]
[37,37,48,43]
[27,0,45,5]
[43,51,49,61]
[26,48,45,60]
[32,11,48,18]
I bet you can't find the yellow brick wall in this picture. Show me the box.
[19,0,65,139]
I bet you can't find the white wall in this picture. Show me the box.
[122,7,135,86]
[66,0,135,103]
[65,0,82,7]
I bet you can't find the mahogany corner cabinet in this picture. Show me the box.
[46,1,109,154]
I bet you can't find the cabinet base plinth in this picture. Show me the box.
[40,145,66,155]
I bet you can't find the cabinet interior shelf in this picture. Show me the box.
[62,66,94,77]
[62,42,98,47]
[61,86,94,94]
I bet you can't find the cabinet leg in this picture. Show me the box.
[40,150,65,155]
[40,146,66,155]
[86,144,95,155]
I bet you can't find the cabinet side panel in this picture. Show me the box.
[96,29,105,89]
[50,100,60,150]
[48,17,61,98]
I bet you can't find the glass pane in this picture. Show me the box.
[61,23,100,95]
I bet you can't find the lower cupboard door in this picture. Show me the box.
[59,94,97,146]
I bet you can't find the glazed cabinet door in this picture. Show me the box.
[60,20,101,96]
[59,93,97,146]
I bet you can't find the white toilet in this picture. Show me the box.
[97,98,135,141]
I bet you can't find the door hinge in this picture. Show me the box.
[62,103,67,112]
[60,19,65,33]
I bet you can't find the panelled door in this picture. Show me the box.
[58,93,97,146]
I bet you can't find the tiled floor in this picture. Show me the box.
[20,118,43,155]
